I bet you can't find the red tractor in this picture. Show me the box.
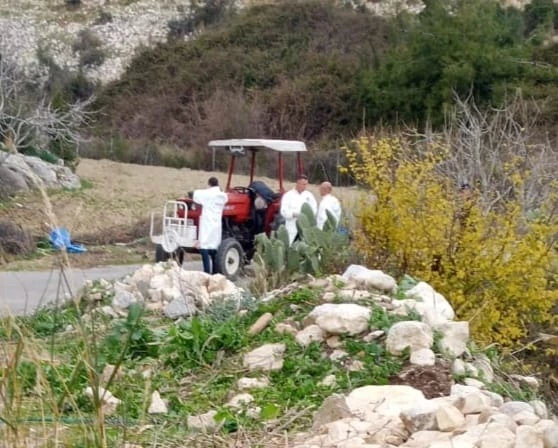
[149,139,306,278]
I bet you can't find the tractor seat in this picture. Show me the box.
[249,180,276,204]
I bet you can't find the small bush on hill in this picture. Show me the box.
[73,29,105,68]
[93,9,113,26]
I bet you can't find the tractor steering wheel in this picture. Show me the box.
[232,186,253,195]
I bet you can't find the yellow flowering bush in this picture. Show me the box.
[343,136,557,346]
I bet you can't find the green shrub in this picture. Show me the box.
[101,304,157,363]
[357,0,534,126]
[94,10,113,26]
[162,314,249,371]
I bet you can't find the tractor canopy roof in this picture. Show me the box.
[208,139,307,154]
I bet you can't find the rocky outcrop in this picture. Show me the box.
[0,0,180,84]
[0,153,80,197]
[1,0,534,87]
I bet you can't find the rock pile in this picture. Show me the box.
[83,263,557,446]
[85,261,245,320]
[205,265,557,447]
[293,382,556,448]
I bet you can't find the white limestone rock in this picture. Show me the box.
[312,394,352,431]
[187,410,218,432]
[226,393,254,409]
[400,400,440,432]
[84,386,121,416]
[148,391,167,414]
[295,325,326,346]
[410,348,436,366]
[529,400,549,419]
[386,321,433,355]
[341,265,397,292]
[318,374,337,387]
[515,425,544,448]
[346,385,427,419]
[436,404,466,432]
[237,377,270,391]
[243,343,286,371]
[405,281,455,320]
[435,321,469,357]
[307,303,371,335]
[499,401,535,417]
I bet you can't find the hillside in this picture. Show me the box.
[95,1,391,148]
[0,0,423,85]
[87,0,558,161]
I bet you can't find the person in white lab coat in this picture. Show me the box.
[316,181,342,230]
[193,177,228,274]
[280,174,317,245]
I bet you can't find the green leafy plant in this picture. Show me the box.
[162,314,249,371]
[368,305,421,332]
[101,304,157,363]
[337,338,403,389]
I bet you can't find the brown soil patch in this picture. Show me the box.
[389,362,453,399]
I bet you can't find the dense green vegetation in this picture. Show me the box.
[95,0,389,149]
[94,0,558,155]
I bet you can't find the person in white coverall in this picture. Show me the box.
[280,174,317,245]
[193,177,228,274]
[316,181,342,230]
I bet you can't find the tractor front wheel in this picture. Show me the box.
[155,244,170,263]
[155,244,184,265]
[216,238,244,280]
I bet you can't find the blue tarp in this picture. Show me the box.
[49,227,87,254]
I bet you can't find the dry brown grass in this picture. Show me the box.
[0,157,359,253]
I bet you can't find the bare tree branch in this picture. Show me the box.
[0,45,96,164]
[405,91,558,213]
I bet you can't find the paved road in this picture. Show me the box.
[0,261,201,316]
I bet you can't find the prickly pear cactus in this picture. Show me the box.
[254,201,349,282]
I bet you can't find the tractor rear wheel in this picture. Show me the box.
[216,238,244,280]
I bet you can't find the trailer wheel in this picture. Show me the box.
[216,238,244,280]
[155,244,170,263]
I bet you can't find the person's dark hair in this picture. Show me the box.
[208,177,219,187]
[296,174,308,181]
